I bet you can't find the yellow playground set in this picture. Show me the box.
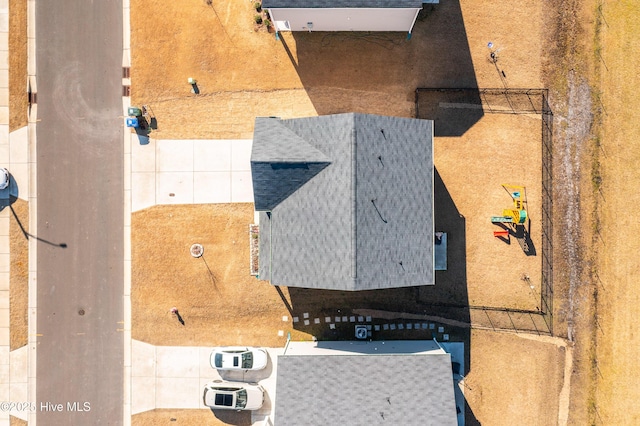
[491,184,528,226]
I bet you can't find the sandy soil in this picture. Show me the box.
[9,0,28,131]
[9,199,28,350]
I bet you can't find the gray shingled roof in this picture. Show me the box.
[252,118,331,211]
[263,0,423,8]
[252,113,434,291]
[274,353,457,426]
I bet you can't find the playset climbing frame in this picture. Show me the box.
[491,184,528,225]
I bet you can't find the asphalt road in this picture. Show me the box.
[35,1,124,424]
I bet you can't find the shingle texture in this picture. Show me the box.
[263,0,423,8]
[274,353,458,426]
[252,113,434,291]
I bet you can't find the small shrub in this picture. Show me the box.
[254,14,263,24]
[263,18,271,28]
[254,1,262,11]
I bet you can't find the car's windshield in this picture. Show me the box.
[235,389,248,408]
[241,352,253,369]
[214,353,223,368]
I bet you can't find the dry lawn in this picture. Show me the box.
[131,203,310,346]
[9,199,28,350]
[593,1,640,423]
[131,0,542,139]
[465,329,566,426]
[9,0,28,131]
[132,408,250,426]
[434,113,543,311]
[10,416,27,426]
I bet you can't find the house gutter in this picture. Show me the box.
[433,337,447,353]
[269,211,273,282]
[407,8,421,38]
[430,121,435,284]
[351,125,357,283]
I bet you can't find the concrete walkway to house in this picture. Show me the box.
[131,340,280,424]
[130,135,254,212]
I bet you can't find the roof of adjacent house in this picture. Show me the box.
[262,0,423,9]
[274,350,458,425]
[251,113,434,291]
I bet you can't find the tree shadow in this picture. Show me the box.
[8,198,67,248]
[279,0,482,135]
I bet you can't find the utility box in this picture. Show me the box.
[128,106,142,117]
[355,325,368,340]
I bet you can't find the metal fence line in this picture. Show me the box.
[414,87,555,335]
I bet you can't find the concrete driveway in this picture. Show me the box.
[131,340,281,424]
[130,137,254,212]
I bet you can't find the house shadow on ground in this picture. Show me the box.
[278,0,483,136]
[285,167,479,424]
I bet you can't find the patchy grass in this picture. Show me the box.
[591,1,640,424]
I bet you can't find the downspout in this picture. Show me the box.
[269,210,273,283]
[266,8,279,40]
[283,332,292,354]
[407,8,421,39]
[433,337,447,353]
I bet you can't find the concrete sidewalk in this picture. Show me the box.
[0,44,32,424]
[132,340,280,424]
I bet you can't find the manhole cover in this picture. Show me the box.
[190,244,204,258]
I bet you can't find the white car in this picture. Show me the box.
[0,168,8,190]
[210,347,268,371]
[203,380,264,411]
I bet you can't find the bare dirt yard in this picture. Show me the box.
[128,0,598,425]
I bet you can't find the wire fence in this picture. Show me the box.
[415,87,554,335]
[416,87,549,116]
